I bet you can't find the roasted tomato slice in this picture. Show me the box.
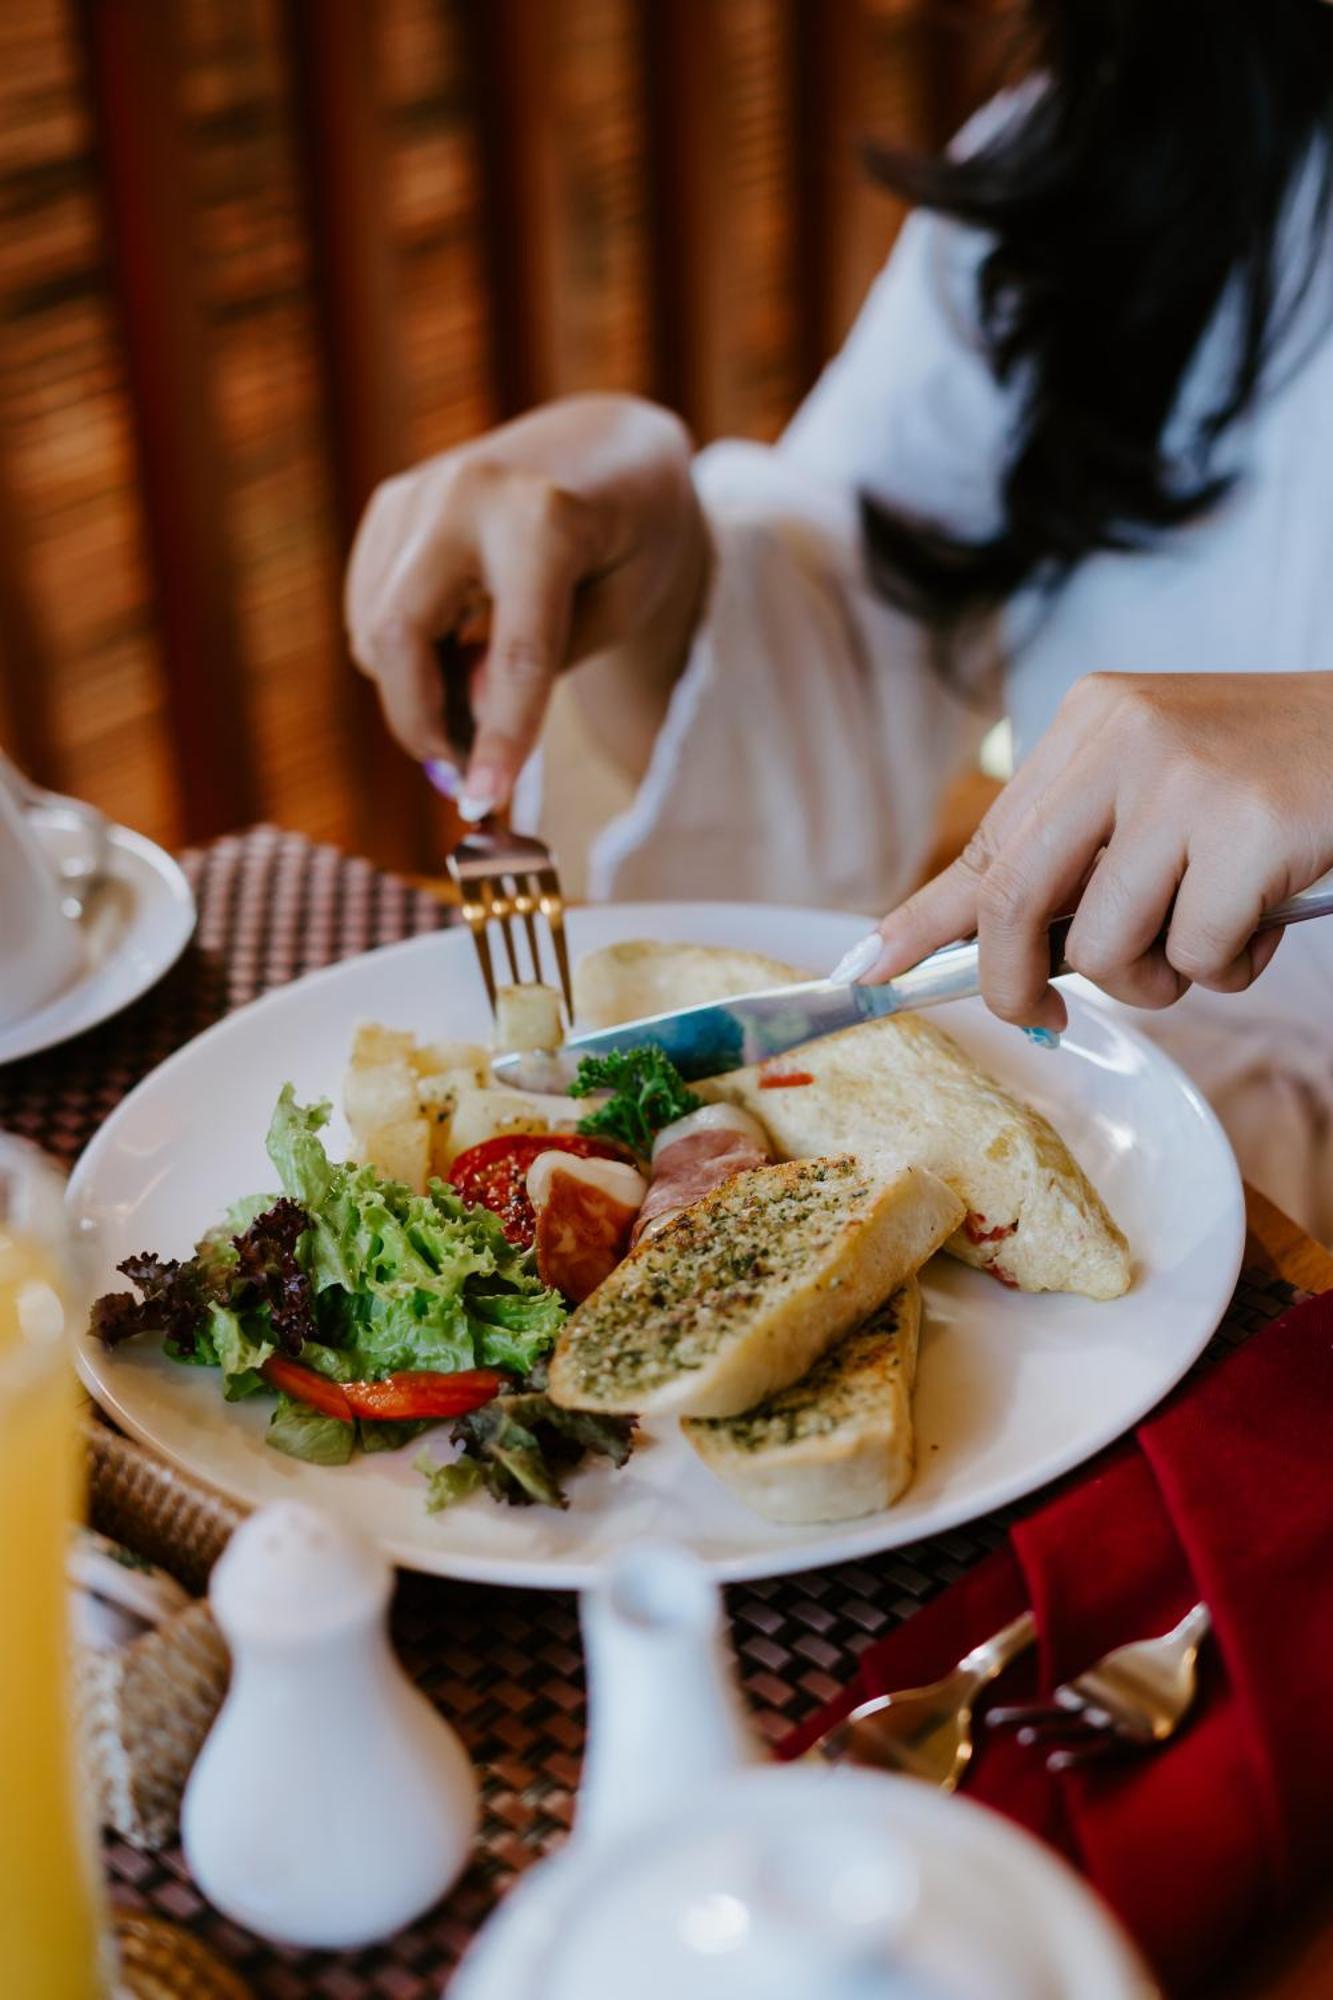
[448,1132,627,1246]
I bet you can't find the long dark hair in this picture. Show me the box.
[862,0,1333,624]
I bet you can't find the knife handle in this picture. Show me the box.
[1046,864,1333,978]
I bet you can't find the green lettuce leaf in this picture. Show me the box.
[343,1292,476,1379]
[450,1406,568,1508]
[427,1182,528,1273]
[293,1153,562,1378]
[309,1163,494,1291]
[360,1417,436,1455]
[466,1287,568,1373]
[499,1391,636,1469]
[208,1303,274,1402]
[437,1368,636,1510]
[416,1452,486,1509]
[266,1085,335,1212]
[164,1329,220,1368]
[293,1338,355,1382]
[266,1392,355,1465]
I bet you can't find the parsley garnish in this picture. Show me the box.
[570,1045,701,1157]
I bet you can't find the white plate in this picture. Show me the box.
[0,821,195,1064]
[71,901,1244,1588]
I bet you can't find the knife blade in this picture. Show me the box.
[491,863,1333,1093]
[491,933,989,1090]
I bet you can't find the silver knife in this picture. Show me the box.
[491,868,1333,1090]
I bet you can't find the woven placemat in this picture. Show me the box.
[0,826,1301,1998]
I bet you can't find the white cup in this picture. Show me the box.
[0,755,86,1031]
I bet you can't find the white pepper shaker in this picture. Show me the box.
[182,1500,477,1950]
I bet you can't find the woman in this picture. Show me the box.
[346,0,1333,1236]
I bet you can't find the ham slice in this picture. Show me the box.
[633,1105,771,1246]
[528,1154,646,1303]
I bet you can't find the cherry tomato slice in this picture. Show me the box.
[448,1132,626,1246]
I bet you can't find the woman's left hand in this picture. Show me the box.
[856,671,1333,1032]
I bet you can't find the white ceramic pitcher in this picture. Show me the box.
[0,752,84,1030]
[453,1544,1158,2000]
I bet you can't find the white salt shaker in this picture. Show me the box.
[182,1501,478,1949]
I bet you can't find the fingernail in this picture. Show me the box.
[1022,1026,1063,1049]
[457,773,500,823]
[423,758,459,799]
[829,932,887,985]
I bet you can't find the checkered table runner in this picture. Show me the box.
[0,826,1298,1998]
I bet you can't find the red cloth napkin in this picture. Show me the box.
[778,1291,1333,1994]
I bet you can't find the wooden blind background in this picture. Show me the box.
[0,0,1002,875]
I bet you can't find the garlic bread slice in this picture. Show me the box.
[546,1156,962,1419]
[683,1280,921,1523]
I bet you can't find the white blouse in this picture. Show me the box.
[534,132,1333,1239]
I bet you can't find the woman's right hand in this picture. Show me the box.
[345,394,706,818]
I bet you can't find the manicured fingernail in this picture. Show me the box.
[423,758,458,799]
[1022,1026,1063,1049]
[457,774,500,822]
[829,932,887,985]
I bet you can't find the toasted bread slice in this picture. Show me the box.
[573,939,809,1031]
[683,1281,921,1523]
[711,1014,1130,1299]
[546,1155,963,1419]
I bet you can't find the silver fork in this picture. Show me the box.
[446,822,573,1018]
[989,1601,1212,1766]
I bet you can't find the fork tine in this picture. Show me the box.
[536,867,573,1014]
[987,1701,1069,1731]
[992,1682,1136,1738]
[446,828,570,1020]
[483,878,521,983]
[1015,1721,1091,1749]
[1056,1689,1120,1734]
[461,896,497,1011]
[1046,1735,1127,1775]
[514,873,545,987]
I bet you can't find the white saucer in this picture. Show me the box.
[0,821,196,1065]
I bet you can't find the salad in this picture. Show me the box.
[92,1085,634,1509]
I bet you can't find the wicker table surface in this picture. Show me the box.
[0,826,1304,1999]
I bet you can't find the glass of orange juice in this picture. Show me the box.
[0,1133,109,1996]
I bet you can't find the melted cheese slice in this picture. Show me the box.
[526,1151,647,1215]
